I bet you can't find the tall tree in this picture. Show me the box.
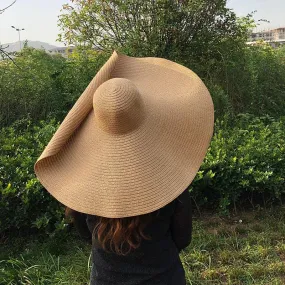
[58,0,252,62]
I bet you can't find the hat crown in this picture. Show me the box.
[93,78,145,134]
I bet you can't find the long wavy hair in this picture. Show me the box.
[65,207,160,255]
[92,211,159,256]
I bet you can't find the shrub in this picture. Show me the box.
[1,114,284,233]
[0,117,64,234]
[191,113,285,214]
[207,43,285,117]
[0,47,108,127]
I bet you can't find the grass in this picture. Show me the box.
[1,207,285,285]
[0,232,92,285]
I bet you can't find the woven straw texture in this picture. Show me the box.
[34,51,214,218]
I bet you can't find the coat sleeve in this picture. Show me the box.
[170,189,193,252]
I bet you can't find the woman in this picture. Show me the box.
[66,187,192,285]
[34,51,214,285]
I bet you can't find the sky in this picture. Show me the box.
[0,0,285,47]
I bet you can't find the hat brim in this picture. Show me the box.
[34,51,214,218]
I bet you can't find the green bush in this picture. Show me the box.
[1,114,284,233]
[57,0,285,118]
[1,44,285,128]
[191,113,285,214]
[0,47,109,127]
[0,117,64,234]
[207,44,285,117]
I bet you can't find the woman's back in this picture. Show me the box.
[73,189,192,285]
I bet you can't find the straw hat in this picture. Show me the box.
[34,51,214,218]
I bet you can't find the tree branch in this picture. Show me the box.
[0,0,16,14]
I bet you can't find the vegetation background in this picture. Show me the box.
[0,0,285,284]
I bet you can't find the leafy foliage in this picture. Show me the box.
[0,1,284,235]
[191,113,285,214]
[1,114,284,233]
[0,117,64,234]
[58,1,285,117]
[58,0,253,60]
[209,43,285,116]
[0,47,109,127]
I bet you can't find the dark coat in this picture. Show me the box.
[73,189,192,285]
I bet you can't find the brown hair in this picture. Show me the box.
[93,211,158,255]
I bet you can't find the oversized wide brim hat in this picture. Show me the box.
[34,51,214,218]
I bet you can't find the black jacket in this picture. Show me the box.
[73,189,192,285]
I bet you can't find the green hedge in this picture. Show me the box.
[0,114,284,233]
[0,117,64,234]
[207,44,285,117]
[0,47,109,127]
[191,113,285,214]
[1,44,285,129]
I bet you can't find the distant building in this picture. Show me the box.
[248,27,285,47]
[48,46,76,57]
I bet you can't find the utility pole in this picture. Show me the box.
[11,26,25,50]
